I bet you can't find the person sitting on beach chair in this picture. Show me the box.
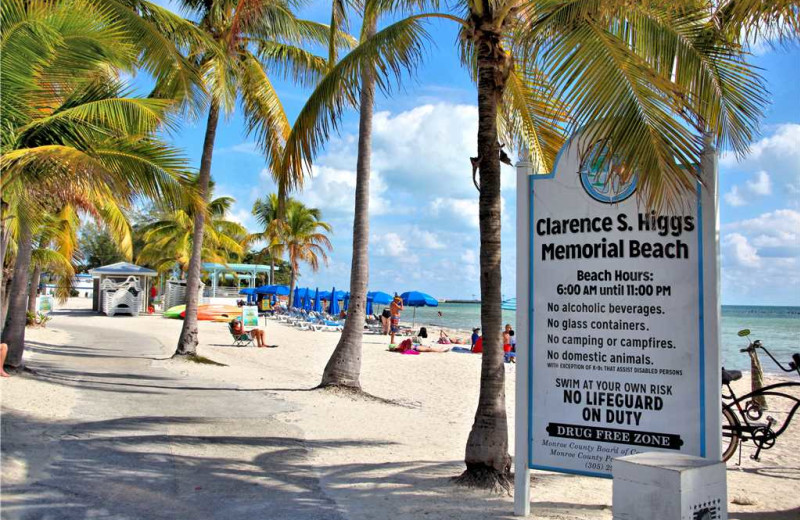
[229,317,266,348]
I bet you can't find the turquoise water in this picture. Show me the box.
[406,303,799,372]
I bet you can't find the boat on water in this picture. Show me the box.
[501,298,516,311]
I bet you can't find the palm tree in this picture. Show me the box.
[271,0,445,389]
[27,208,81,314]
[251,193,284,285]
[278,0,775,487]
[1,0,192,368]
[277,200,333,307]
[173,0,352,356]
[451,0,775,488]
[138,186,249,273]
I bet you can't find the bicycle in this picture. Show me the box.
[721,329,800,463]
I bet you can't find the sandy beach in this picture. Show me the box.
[2,298,799,519]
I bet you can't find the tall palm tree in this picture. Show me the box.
[277,199,333,307]
[173,0,353,356]
[1,0,192,368]
[271,0,447,389]
[251,193,284,285]
[138,186,249,273]
[277,0,774,486]
[451,0,773,488]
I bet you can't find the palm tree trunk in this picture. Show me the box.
[1,201,11,325]
[176,101,220,356]
[269,257,274,285]
[320,22,376,389]
[1,276,10,327]
[1,217,34,368]
[27,265,42,314]
[288,259,297,308]
[457,27,512,488]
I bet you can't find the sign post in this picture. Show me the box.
[241,305,259,331]
[514,135,721,513]
[36,295,54,315]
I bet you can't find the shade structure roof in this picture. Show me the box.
[239,287,258,295]
[202,262,276,274]
[89,262,157,277]
[400,291,438,307]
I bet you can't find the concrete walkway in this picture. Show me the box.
[1,309,343,520]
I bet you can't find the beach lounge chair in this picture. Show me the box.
[228,323,254,347]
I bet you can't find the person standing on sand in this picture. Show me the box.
[380,307,391,335]
[389,295,404,346]
[1,343,11,377]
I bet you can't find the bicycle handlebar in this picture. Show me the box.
[750,343,800,375]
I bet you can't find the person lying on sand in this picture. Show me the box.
[393,338,449,353]
[1,343,10,377]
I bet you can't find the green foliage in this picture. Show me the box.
[26,311,51,327]
[79,223,126,270]
[137,180,249,273]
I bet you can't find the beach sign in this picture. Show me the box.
[241,305,259,330]
[36,295,54,314]
[513,136,721,514]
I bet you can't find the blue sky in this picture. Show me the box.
[150,1,799,305]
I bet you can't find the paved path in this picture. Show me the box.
[1,310,343,520]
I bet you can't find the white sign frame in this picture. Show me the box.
[36,295,55,314]
[241,305,259,331]
[514,137,722,516]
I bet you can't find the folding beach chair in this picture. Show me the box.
[228,322,254,347]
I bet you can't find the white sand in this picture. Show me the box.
[3,298,799,519]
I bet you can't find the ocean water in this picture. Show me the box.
[405,303,799,372]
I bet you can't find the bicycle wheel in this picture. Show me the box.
[722,407,740,462]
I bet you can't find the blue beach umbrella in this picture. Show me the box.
[368,291,392,304]
[313,288,322,312]
[328,287,340,315]
[367,291,392,316]
[343,293,350,311]
[400,291,438,328]
[292,287,300,308]
[239,287,256,305]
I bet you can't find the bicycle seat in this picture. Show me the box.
[722,368,742,385]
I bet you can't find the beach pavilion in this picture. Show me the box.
[89,262,158,314]
[201,262,277,298]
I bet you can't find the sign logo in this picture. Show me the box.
[579,143,637,204]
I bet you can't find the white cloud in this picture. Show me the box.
[721,124,800,206]
[431,197,480,228]
[722,233,761,267]
[373,232,418,264]
[724,185,746,207]
[415,229,445,250]
[298,165,389,217]
[745,170,772,195]
[316,103,517,200]
[727,209,800,238]
[720,209,800,304]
